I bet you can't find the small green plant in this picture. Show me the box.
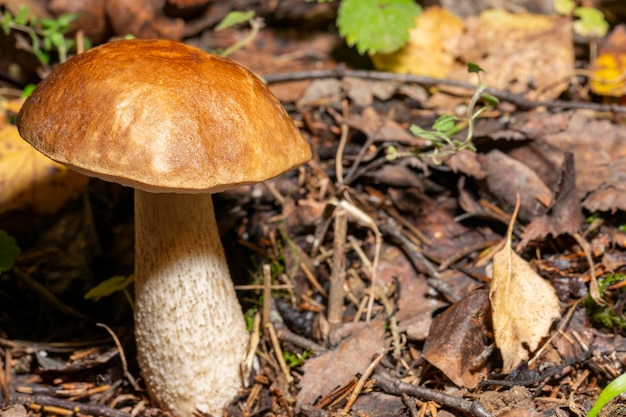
[0,231,20,272]
[213,10,264,58]
[584,272,626,330]
[1,5,82,65]
[588,373,626,417]
[337,0,422,55]
[85,275,135,310]
[283,349,312,368]
[553,0,609,38]
[388,63,499,164]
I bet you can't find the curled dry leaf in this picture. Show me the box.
[422,288,491,388]
[490,200,561,373]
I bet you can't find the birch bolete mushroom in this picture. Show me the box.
[16,39,312,417]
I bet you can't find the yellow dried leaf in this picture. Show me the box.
[0,124,88,213]
[590,26,626,97]
[591,53,626,97]
[370,6,464,77]
[490,201,561,373]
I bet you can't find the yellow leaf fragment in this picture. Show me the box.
[371,7,464,78]
[0,125,88,213]
[590,26,626,97]
[489,201,561,373]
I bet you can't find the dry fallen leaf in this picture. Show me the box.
[490,199,561,373]
[422,288,490,388]
[370,6,464,77]
[295,320,385,410]
[455,9,573,101]
[0,124,88,213]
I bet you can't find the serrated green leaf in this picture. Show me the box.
[215,10,254,31]
[337,0,421,55]
[0,231,20,273]
[85,275,135,301]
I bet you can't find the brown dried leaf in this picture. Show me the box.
[422,288,490,388]
[480,150,552,222]
[455,9,573,101]
[518,152,584,248]
[490,203,561,373]
[296,320,386,410]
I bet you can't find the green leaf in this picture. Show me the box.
[337,0,421,55]
[432,115,458,132]
[480,93,499,108]
[573,7,609,37]
[55,13,78,31]
[85,275,134,301]
[588,373,626,417]
[467,62,484,74]
[14,5,30,26]
[0,231,20,273]
[2,12,11,35]
[49,32,66,49]
[215,10,254,31]
[21,83,37,98]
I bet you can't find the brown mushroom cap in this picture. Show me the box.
[17,39,311,193]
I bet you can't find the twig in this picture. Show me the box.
[343,349,386,412]
[328,208,347,328]
[573,233,606,306]
[402,393,420,417]
[21,395,131,417]
[95,324,141,392]
[266,322,293,384]
[263,68,626,114]
[380,218,459,302]
[373,374,492,417]
[263,264,272,328]
[1,348,11,405]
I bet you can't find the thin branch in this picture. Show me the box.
[263,67,626,114]
[373,374,492,417]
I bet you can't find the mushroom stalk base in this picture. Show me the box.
[134,190,249,417]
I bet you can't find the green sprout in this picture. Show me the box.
[588,373,626,417]
[283,349,312,368]
[1,5,83,66]
[85,275,135,310]
[388,63,498,165]
[584,272,626,330]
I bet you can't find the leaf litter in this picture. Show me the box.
[4,3,626,417]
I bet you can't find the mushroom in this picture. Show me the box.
[16,39,312,416]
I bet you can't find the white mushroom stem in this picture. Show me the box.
[133,189,250,417]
